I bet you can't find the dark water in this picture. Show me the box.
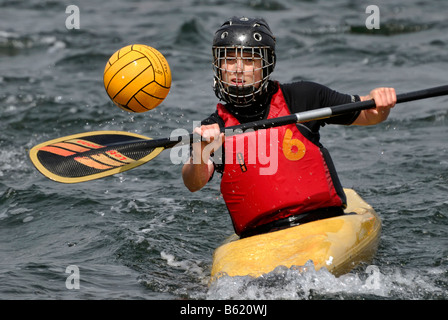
[1,0,447,300]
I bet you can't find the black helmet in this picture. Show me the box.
[212,17,276,106]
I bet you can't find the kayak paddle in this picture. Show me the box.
[29,85,448,183]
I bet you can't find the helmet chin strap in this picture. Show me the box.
[219,80,275,122]
[226,86,256,107]
[226,83,272,121]
[227,85,254,95]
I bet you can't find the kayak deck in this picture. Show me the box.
[210,189,381,281]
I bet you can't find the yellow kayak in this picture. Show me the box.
[210,189,381,281]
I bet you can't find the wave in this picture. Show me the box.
[349,21,433,36]
[174,18,212,48]
[0,31,66,57]
[207,262,447,300]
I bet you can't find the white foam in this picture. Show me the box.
[160,250,204,276]
[22,215,34,223]
[206,262,446,300]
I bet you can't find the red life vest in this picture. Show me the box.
[217,85,345,236]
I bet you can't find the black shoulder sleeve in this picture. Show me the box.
[280,81,360,126]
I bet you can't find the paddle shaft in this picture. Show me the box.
[30,85,448,183]
[160,84,448,149]
[36,85,448,156]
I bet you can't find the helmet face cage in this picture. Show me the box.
[212,17,276,106]
[213,46,274,106]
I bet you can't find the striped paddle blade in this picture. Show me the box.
[29,131,164,183]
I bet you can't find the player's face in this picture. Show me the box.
[219,50,263,90]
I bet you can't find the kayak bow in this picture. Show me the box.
[210,189,381,281]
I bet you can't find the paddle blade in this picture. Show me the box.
[29,131,164,183]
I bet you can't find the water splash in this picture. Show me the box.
[206,262,447,300]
